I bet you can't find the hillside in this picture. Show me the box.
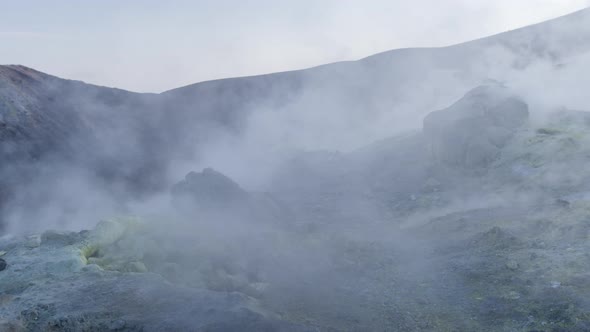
[1,7,590,331]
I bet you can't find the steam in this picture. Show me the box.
[3,5,590,245]
[1,7,590,330]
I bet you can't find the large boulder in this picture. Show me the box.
[171,168,249,210]
[423,85,529,168]
[171,168,290,224]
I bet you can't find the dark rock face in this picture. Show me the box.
[423,85,529,168]
[171,168,291,224]
[0,65,169,228]
[172,168,249,210]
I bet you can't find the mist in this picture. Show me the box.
[1,5,590,332]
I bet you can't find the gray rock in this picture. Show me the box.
[171,168,291,224]
[423,84,529,168]
[125,261,147,273]
[24,235,41,248]
[506,260,519,271]
[171,168,249,211]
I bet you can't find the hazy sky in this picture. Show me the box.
[1,0,589,92]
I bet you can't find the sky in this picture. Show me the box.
[1,0,589,93]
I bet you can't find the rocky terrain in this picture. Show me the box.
[2,7,590,332]
[2,82,590,331]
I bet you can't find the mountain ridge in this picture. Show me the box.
[2,7,590,95]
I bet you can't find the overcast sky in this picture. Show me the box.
[1,0,589,92]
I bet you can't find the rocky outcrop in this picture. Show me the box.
[171,168,291,224]
[0,218,309,331]
[172,168,249,210]
[423,85,529,168]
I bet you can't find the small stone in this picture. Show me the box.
[505,291,521,300]
[555,199,570,207]
[506,260,519,271]
[0,258,6,271]
[125,261,147,273]
[82,262,104,272]
[0,251,6,256]
[24,235,41,248]
[108,319,126,330]
[550,281,561,288]
[86,257,103,265]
